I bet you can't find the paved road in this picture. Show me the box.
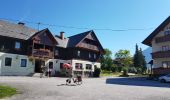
[0,76,170,100]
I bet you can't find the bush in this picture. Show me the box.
[128,67,137,73]
[111,66,117,72]
[118,67,123,72]
[93,68,101,77]
[136,67,143,74]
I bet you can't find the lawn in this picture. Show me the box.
[0,85,17,99]
[101,71,122,77]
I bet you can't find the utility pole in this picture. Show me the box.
[37,22,41,31]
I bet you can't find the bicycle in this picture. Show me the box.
[66,75,82,85]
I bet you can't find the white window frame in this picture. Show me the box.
[162,45,169,51]
[20,58,27,67]
[15,41,21,49]
[4,57,12,67]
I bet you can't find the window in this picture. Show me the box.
[86,64,92,70]
[164,30,170,36]
[77,50,80,57]
[89,53,91,58]
[94,54,96,59]
[162,61,170,68]
[5,57,12,66]
[15,42,21,49]
[162,46,169,51]
[55,50,59,56]
[21,59,27,67]
[75,63,83,69]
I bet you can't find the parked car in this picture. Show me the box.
[159,74,170,83]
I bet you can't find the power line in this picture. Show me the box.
[0,18,154,32]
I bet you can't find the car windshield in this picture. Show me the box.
[166,74,170,77]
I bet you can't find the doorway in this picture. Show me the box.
[35,59,43,73]
[49,62,53,69]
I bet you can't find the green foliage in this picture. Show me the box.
[122,67,129,76]
[128,66,137,73]
[114,49,133,67]
[0,85,17,99]
[111,66,123,72]
[133,44,147,74]
[101,48,113,71]
[93,67,101,77]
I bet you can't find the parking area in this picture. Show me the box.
[0,76,170,100]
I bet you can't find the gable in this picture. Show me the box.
[76,31,104,52]
[30,29,57,46]
[142,16,170,46]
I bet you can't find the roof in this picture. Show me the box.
[0,20,38,40]
[67,30,92,47]
[54,35,69,48]
[142,16,170,46]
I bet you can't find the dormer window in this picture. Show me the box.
[15,42,21,49]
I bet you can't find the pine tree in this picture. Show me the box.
[133,44,147,73]
[133,44,140,67]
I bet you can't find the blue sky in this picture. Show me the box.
[0,0,170,57]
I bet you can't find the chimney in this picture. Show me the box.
[18,22,25,26]
[60,31,64,40]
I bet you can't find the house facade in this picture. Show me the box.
[143,16,170,75]
[0,20,104,77]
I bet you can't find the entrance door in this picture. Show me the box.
[35,60,42,73]
[0,60,1,75]
[49,62,53,69]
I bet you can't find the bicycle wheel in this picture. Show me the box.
[75,80,82,85]
[66,79,71,85]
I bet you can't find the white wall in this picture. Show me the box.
[0,52,34,76]
[71,59,101,72]
[45,59,71,75]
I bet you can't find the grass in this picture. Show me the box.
[0,85,17,99]
[101,71,122,77]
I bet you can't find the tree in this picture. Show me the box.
[133,44,147,73]
[101,48,113,71]
[114,49,132,67]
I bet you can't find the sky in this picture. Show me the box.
[0,0,170,57]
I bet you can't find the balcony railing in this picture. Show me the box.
[155,34,170,43]
[152,51,170,59]
[78,43,99,51]
[32,49,53,58]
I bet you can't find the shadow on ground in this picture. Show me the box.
[57,84,77,86]
[106,77,170,88]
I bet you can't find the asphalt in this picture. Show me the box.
[0,76,170,100]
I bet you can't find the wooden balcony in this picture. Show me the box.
[155,35,170,43]
[78,43,99,51]
[152,51,170,59]
[32,49,53,58]
[153,68,170,75]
